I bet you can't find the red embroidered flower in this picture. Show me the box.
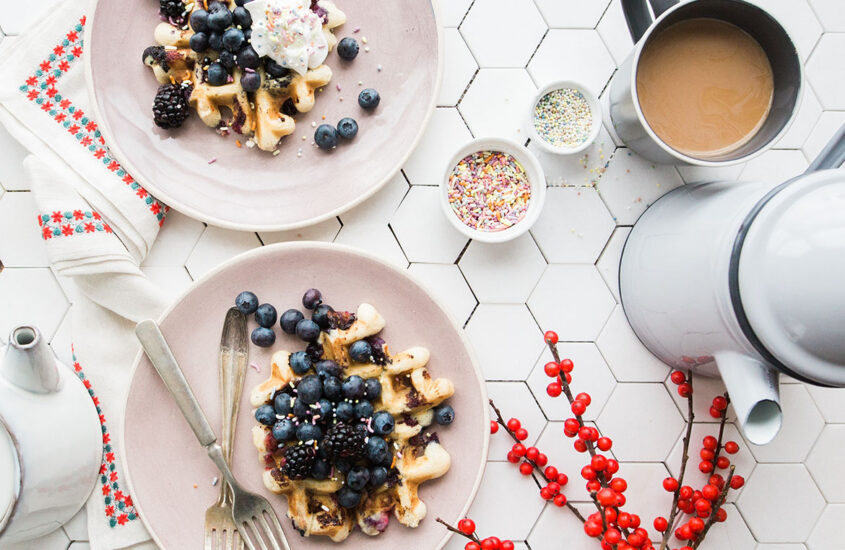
[69,124,80,134]
[85,121,97,132]
[46,88,58,99]
[58,60,70,72]
[53,45,65,56]
[74,361,82,372]
[72,46,82,58]
[73,210,83,220]
[59,98,71,109]
[26,76,37,86]
[117,514,128,526]
[98,413,105,423]
[54,112,65,123]
[73,110,84,120]
[93,212,101,220]
[114,490,124,501]
[122,174,134,184]
[102,485,111,496]
[94,149,105,159]
[106,452,115,463]
[136,188,148,198]
[61,224,73,236]
[83,379,92,389]
[108,160,120,172]
[93,397,100,406]
[104,224,113,233]
[100,464,108,475]
[42,226,53,240]
[40,60,51,72]
[84,222,95,233]
[51,211,63,222]
[150,203,162,215]
[105,505,115,517]
[124,496,134,507]
[81,136,92,146]
[26,90,38,101]
[110,471,118,482]
[103,433,111,444]
[67,31,78,42]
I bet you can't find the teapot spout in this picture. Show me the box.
[1,326,61,394]
[714,351,782,445]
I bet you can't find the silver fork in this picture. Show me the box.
[205,307,249,550]
[136,320,291,550]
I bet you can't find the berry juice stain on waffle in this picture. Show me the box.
[237,288,456,541]
[143,0,380,152]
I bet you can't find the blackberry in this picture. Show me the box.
[282,445,316,480]
[321,423,366,461]
[152,83,192,129]
[159,0,186,19]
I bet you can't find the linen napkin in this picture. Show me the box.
[0,1,171,548]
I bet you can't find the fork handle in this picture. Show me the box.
[136,320,217,448]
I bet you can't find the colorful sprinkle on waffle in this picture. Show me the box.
[533,88,593,148]
[448,151,531,232]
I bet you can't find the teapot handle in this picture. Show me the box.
[807,123,845,173]
[621,0,678,43]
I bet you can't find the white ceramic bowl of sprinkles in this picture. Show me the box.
[529,80,602,156]
[441,137,546,244]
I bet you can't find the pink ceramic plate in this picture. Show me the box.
[84,1,442,231]
[122,243,489,550]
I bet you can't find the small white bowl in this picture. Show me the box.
[441,137,546,244]
[528,80,602,156]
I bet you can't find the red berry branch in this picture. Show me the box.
[438,330,748,550]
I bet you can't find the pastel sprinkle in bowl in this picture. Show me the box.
[529,80,602,156]
[441,137,546,244]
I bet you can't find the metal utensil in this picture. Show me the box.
[135,320,290,550]
[204,308,249,550]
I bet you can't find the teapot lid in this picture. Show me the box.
[736,168,845,386]
[0,419,20,535]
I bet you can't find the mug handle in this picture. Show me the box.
[807,123,845,172]
[621,0,679,43]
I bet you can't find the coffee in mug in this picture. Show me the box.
[635,18,774,159]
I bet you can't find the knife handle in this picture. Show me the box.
[136,319,217,448]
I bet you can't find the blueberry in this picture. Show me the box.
[311,459,331,480]
[335,458,353,474]
[189,32,209,53]
[346,466,370,491]
[274,392,293,415]
[241,71,261,92]
[190,9,209,32]
[255,303,277,328]
[234,0,247,5]
[233,6,252,28]
[296,423,322,442]
[208,1,228,11]
[358,88,380,110]
[264,58,290,79]
[369,466,388,488]
[297,375,323,404]
[293,397,310,418]
[364,378,381,401]
[280,309,304,334]
[315,360,342,379]
[236,45,260,69]
[218,49,236,71]
[337,37,359,60]
[337,118,358,140]
[322,376,342,401]
[244,28,252,41]
[289,351,312,375]
[235,291,259,314]
[296,319,321,342]
[434,404,455,425]
[372,411,394,436]
[348,340,372,363]
[222,28,245,52]
[366,436,389,465]
[354,400,374,419]
[314,124,338,150]
[316,398,333,419]
[272,418,294,441]
[335,401,355,423]
[302,288,322,309]
[207,62,227,86]
[208,32,223,51]
[251,327,275,347]
[342,376,365,400]
[207,8,232,32]
[312,304,334,329]
[254,404,275,426]
[338,487,362,508]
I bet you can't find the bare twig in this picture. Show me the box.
[660,374,695,550]
[436,518,480,544]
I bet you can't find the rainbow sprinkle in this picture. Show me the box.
[533,88,593,148]
[448,151,531,232]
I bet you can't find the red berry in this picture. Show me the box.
[670,371,686,385]
[700,448,715,461]
[544,466,558,480]
[564,418,580,433]
[481,537,501,550]
[678,524,693,540]
[702,484,720,501]
[575,392,592,406]
[724,441,739,454]
[535,453,548,467]
[546,482,561,495]
[584,521,603,537]
[702,436,718,450]
[611,478,628,492]
[571,401,587,416]
[716,456,730,469]
[653,517,668,531]
[564,372,572,384]
[547,382,562,397]
[581,465,597,480]
[544,362,560,377]
[709,474,725,488]
[730,475,745,489]
[604,507,617,523]
[716,508,728,522]
[615,493,627,507]
[512,443,526,457]
[605,528,622,544]
[694,498,712,514]
[617,513,631,528]
[574,439,588,453]
[544,331,559,344]
[514,428,529,441]
[519,462,533,475]
[465,543,481,550]
[679,486,693,500]
[712,396,728,411]
[490,421,499,434]
[663,477,679,492]
[699,460,714,474]
[557,473,569,485]
[553,494,567,507]
[597,488,616,506]
[458,518,476,535]
[506,451,518,463]
[586,480,601,493]
[540,487,552,500]
[525,447,539,461]
[560,358,574,373]
[677,383,692,397]
[578,427,592,441]
[709,406,722,418]
[629,514,641,528]
[627,532,645,547]
[591,455,608,471]
[501,542,514,550]
[587,427,599,442]
[606,459,620,474]
[597,437,612,451]
[506,418,521,431]
[689,517,705,532]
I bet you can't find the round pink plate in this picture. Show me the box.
[85,1,442,231]
[122,243,489,550]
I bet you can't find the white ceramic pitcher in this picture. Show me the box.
[0,326,101,543]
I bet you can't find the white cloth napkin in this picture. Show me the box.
[0,2,171,548]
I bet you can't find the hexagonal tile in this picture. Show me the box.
[459,233,546,303]
[339,171,408,224]
[390,186,468,263]
[0,268,69,340]
[739,149,809,183]
[806,385,845,423]
[333,223,407,268]
[676,162,745,185]
[528,265,615,341]
[461,0,547,68]
[464,304,544,380]
[528,30,615,95]
[807,504,845,550]
[615,462,674,541]
[184,227,261,280]
[744,384,823,463]
[749,0,822,61]
[258,217,341,244]
[0,123,31,190]
[802,110,845,162]
[696,504,756,550]
[68,544,90,550]
[528,125,614,187]
[459,461,546,540]
[776,85,822,150]
[487,381,547,459]
[439,29,478,106]
[62,506,88,541]
[3,526,69,550]
[0,191,49,267]
[596,0,635,66]
[738,464,824,543]
[599,88,624,148]
[596,383,684,462]
[665,373,732,423]
[598,149,684,225]
[403,108,472,186]
[534,0,611,28]
[666,423,756,503]
[808,0,845,31]
[527,343,616,421]
[596,227,629,302]
[459,68,537,141]
[806,33,845,110]
[530,187,614,264]
[596,306,668,382]
[529,503,596,550]
[440,0,474,27]
[141,266,193,303]
[407,263,476,325]
[806,425,845,503]
[142,210,205,267]
[534,420,608,502]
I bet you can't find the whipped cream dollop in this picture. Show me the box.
[246,0,328,77]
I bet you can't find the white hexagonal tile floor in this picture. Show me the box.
[805,424,845,503]
[464,303,544,380]
[459,233,546,303]
[459,68,537,141]
[487,381,548,459]
[743,384,824,464]
[390,186,468,263]
[403,108,472,187]
[597,306,668,382]
[598,149,684,225]
[528,30,616,95]
[439,29,477,107]
[806,504,845,550]
[407,263,476,325]
[460,0,547,68]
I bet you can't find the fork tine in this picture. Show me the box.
[205,528,215,550]
[264,510,288,550]
[246,519,270,550]
[224,529,234,550]
[238,522,259,550]
[234,528,246,550]
[258,513,282,550]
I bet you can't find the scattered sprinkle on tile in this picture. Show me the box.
[336,83,342,91]
[361,36,368,44]
[353,27,360,33]
[273,149,281,156]
[208,157,217,164]
[377,64,382,72]
[211,477,219,486]
[311,121,317,128]
[364,46,370,53]
[249,362,261,373]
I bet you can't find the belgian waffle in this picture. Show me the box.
[250,303,455,541]
[142,0,345,151]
